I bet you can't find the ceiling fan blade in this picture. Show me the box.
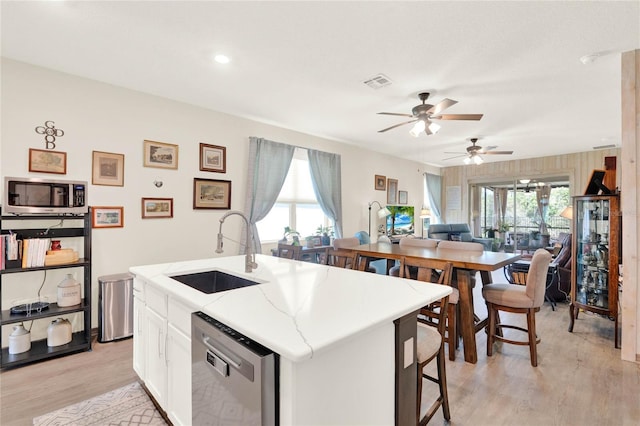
[426,98,457,115]
[378,119,418,133]
[482,151,514,155]
[443,154,468,161]
[377,112,414,117]
[443,151,465,154]
[431,114,484,121]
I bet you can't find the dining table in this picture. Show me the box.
[345,242,522,364]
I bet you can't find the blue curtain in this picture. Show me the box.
[307,149,343,238]
[242,137,295,254]
[425,173,443,223]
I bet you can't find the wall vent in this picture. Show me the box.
[363,74,392,89]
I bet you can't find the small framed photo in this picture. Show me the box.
[28,148,67,174]
[375,175,386,191]
[143,140,179,169]
[387,178,398,204]
[193,178,231,210]
[398,190,408,205]
[92,151,124,186]
[141,197,174,219]
[92,206,124,228]
[199,143,226,173]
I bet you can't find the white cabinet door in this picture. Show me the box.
[167,323,192,426]
[144,306,167,408]
[133,294,146,380]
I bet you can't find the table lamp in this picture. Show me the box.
[560,206,573,220]
[419,207,431,237]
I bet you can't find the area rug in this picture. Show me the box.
[33,382,167,426]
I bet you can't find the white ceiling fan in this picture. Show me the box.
[444,138,514,164]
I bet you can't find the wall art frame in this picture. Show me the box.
[92,206,124,228]
[92,150,124,186]
[193,178,231,210]
[387,178,398,204]
[375,175,386,191]
[28,148,67,174]
[143,140,179,169]
[199,143,227,173]
[398,190,408,205]
[141,197,174,219]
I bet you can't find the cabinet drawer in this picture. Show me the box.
[168,297,195,337]
[145,284,167,316]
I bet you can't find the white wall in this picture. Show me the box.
[0,59,438,329]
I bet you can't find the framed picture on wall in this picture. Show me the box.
[398,190,408,205]
[92,151,124,186]
[375,175,386,191]
[199,143,226,173]
[28,149,67,174]
[193,178,231,209]
[143,140,179,169]
[92,206,124,228]
[387,178,398,204]
[141,198,174,218]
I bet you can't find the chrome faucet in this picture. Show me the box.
[216,211,258,273]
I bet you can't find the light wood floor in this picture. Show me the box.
[0,336,138,426]
[2,276,639,426]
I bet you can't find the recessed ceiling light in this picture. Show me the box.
[214,54,230,64]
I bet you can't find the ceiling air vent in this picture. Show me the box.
[593,144,617,150]
[363,74,392,89]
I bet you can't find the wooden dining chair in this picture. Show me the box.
[404,259,452,424]
[400,257,459,361]
[389,238,439,277]
[325,248,357,269]
[482,249,552,366]
[333,238,377,273]
[276,243,302,260]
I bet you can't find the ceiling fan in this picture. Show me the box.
[444,138,514,164]
[377,92,483,136]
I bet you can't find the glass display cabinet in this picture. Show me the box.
[568,194,621,348]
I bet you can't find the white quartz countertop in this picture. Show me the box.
[130,254,451,362]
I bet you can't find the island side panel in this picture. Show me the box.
[279,322,396,425]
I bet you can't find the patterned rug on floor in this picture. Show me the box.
[32,381,167,426]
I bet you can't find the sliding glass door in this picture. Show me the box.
[477,176,570,252]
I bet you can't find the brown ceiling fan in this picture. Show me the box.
[444,138,513,164]
[377,92,483,135]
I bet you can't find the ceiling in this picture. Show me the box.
[2,1,638,167]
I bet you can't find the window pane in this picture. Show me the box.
[295,204,326,237]
[279,158,317,203]
[257,203,289,241]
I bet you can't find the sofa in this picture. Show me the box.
[427,223,492,250]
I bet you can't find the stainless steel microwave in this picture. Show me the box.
[4,177,88,215]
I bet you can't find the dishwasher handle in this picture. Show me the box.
[202,335,242,370]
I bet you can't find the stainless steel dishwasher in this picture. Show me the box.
[192,311,278,425]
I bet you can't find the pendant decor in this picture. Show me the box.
[35,120,65,149]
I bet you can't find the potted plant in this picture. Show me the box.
[485,228,498,239]
[316,225,333,245]
[281,226,301,245]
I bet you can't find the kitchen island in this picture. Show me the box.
[130,254,451,425]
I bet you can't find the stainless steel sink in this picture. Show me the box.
[170,270,259,294]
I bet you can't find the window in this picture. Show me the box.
[256,149,330,241]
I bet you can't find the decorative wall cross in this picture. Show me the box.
[35,120,64,149]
